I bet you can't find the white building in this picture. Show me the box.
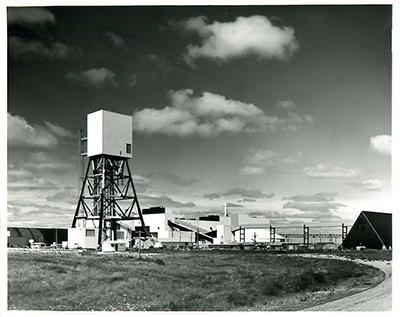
[87,109,132,158]
[232,225,286,243]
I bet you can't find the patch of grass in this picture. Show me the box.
[329,250,392,261]
[8,251,383,311]
[261,279,284,296]
[226,290,256,307]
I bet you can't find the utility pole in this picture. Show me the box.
[138,231,142,258]
[341,223,348,244]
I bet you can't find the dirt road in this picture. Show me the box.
[303,254,392,311]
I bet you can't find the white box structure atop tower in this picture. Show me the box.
[87,110,132,158]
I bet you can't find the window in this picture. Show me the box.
[86,229,95,237]
[126,143,132,154]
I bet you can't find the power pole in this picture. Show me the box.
[138,231,141,258]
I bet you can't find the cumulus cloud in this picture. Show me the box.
[181,15,299,65]
[134,90,313,137]
[238,198,257,203]
[277,100,296,110]
[283,150,304,165]
[282,192,345,219]
[241,148,304,175]
[246,149,276,167]
[226,202,244,208]
[8,112,77,227]
[145,172,197,187]
[240,148,277,175]
[8,113,73,149]
[369,135,391,156]
[240,166,267,176]
[237,198,257,203]
[133,174,151,185]
[67,67,117,87]
[348,179,384,191]
[47,188,77,205]
[283,201,345,213]
[303,164,360,178]
[9,36,79,59]
[282,192,337,202]
[104,31,125,47]
[140,194,195,208]
[45,122,74,138]
[133,89,279,137]
[8,199,73,227]
[203,193,221,200]
[204,187,274,200]
[127,74,137,87]
[8,7,56,25]
[21,152,75,173]
[287,111,313,124]
[8,167,59,190]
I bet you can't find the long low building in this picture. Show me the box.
[13,208,389,251]
[8,227,68,247]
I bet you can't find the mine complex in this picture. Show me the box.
[7,110,392,252]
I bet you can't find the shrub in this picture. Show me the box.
[155,259,165,266]
[290,269,328,292]
[226,290,254,307]
[261,279,284,296]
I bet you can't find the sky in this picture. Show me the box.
[7,5,392,231]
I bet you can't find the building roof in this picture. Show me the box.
[142,206,166,214]
[343,211,392,249]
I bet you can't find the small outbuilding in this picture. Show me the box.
[342,211,391,250]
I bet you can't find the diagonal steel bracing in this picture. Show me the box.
[72,155,149,247]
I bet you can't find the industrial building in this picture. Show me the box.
[8,209,392,251]
[7,111,391,252]
[342,211,392,250]
[64,110,289,251]
[68,204,286,249]
[7,227,67,247]
[7,206,286,249]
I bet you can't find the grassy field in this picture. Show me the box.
[8,250,385,311]
[329,250,392,261]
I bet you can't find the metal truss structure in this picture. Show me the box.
[72,155,148,247]
[269,224,350,245]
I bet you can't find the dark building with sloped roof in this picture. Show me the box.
[342,211,392,250]
[7,227,68,247]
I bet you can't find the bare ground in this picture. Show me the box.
[302,254,392,311]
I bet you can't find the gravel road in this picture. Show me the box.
[303,254,392,311]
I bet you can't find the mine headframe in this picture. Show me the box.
[72,154,149,247]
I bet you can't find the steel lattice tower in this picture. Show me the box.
[71,110,149,249]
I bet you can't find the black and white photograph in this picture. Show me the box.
[3,1,396,314]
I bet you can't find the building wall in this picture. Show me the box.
[87,110,132,158]
[68,228,98,249]
[166,230,196,243]
[231,214,270,227]
[214,224,233,244]
[142,213,169,238]
[233,228,283,243]
[8,237,29,247]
